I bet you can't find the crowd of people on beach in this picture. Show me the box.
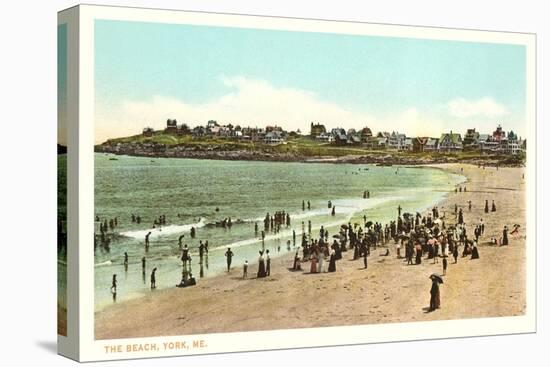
[98,165,518,315]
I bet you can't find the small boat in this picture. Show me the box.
[109,157,118,161]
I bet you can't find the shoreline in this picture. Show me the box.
[95,163,526,340]
[95,144,525,167]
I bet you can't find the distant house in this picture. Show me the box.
[403,138,413,151]
[500,139,521,155]
[331,128,348,145]
[348,135,362,145]
[207,120,219,129]
[368,132,390,149]
[360,127,373,143]
[250,128,266,142]
[192,126,208,138]
[165,119,178,134]
[310,122,327,137]
[142,127,154,137]
[316,132,334,143]
[364,135,382,149]
[388,131,407,151]
[439,131,463,152]
[424,138,439,151]
[412,137,429,152]
[480,138,499,153]
[463,128,480,150]
[263,131,284,144]
[492,124,506,143]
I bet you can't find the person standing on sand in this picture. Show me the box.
[257,251,266,278]
[468,200,472,211]
[243,260,248,279]
[199,242,204,263]
[442,257,448,275]
[502,226,509,246]
[471,243,480,259]
[363,245,368,269]
[331,206,336,216]
[429,276,441,312]
[111,274,117,295]
[415,243,422,265]
[310,252,318,274]
[145,231,151,247]
[141,256,146,273]
[485,200,489,213]
[225,247,234,272]
[328,248,336,272]
[480,218,485,234]
[492,200,497,212]
[150,268,157,289]
[266,249,271,276]
[317,250,324,273]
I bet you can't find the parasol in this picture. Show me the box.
[430,274,444,283]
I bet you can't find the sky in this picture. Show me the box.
[58,23,67,146]
[94,19,526,144]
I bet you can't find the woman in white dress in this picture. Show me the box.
[317,250,324,273]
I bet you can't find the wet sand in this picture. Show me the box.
[95,164,526,339]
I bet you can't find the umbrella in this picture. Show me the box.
[365,221,373,227]
[430,274,444,284]
[341,224,349,229]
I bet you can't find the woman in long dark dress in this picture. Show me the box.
[491,200,497,212]
[484,200,489,213]
[257,251,266,278]
[429,278,440,311]
[502,226,509,246]
[328,249,336,272]
[471,244,479,259]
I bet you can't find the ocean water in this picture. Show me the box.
[93,153,465,310]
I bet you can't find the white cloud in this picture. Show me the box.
[95,76,475,143]
[447,97,508,118]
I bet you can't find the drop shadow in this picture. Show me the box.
[35,340,57,354]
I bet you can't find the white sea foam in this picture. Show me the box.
[95,260,113,267]
[119,218,206,239]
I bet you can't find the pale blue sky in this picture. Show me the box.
[58,23,67,146]
[94,19,526,142]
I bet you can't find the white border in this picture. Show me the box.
[57,6,80,362]
[74,4,536,362]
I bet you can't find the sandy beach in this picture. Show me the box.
[95,163,526,340]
